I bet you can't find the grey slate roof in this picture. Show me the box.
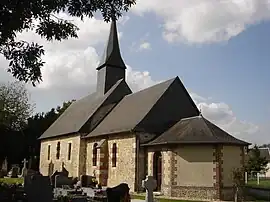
[143,116,250,146]
[86,78,176,137]
[39,79,131,139]
[97,20,126,70]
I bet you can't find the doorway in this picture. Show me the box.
[153,151,162,191]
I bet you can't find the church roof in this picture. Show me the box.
[96,20,126,70]
[39,79,131,140]
[86,76,199,138]
[85,78,176,137]
[143,116,249,146]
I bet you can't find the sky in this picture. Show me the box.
[0,0,269,145]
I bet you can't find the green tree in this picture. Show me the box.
[246,145,269,175]
[0,0,135,86]
[0,81,34,162]
[0,81,33,130]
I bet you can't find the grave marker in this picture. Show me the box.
[142,176,156,202]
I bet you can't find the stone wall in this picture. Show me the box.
[86,133,137,192]
[39,134,82,177]
[107,133,136,192]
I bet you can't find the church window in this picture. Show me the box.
[47,145,51,160]
[56,142,60,159]
[93,143,98,166]
[112,143,117,167]
[68,143,72,161]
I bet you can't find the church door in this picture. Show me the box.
[153,151,162,191]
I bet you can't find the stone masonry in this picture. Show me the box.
[39,134,81,177]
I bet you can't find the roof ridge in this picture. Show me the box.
[125,77,176,98]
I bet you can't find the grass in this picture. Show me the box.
[0,177,24,185]
[131,194,203,202]
[247,178,270,188]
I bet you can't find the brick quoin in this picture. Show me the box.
[213,145,223,200]
[97,148,108,186]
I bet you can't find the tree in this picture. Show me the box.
[0,81,34,163]
[0,0,136,86]
[245,145,268,175]
[0,81,33,130]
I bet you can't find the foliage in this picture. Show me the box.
[0,0,136,86]
[0,81,33,163]
[0,81,33,130]
[245,145,269,174]
[232,167,245,187]
[0,178,24,185]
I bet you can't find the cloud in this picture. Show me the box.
[132,0,270,43]
[139,42,152,50]
[0,12,265,145]
[190,92,263,144]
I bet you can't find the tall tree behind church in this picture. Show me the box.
[23,100,75,169]
[0,81,34,164]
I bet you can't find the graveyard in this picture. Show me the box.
[0,158,204,202]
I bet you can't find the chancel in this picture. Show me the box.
[39,17,250,201]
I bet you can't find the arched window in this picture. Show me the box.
[56,142,60,159]
[112,143,117,167]
[93,143,98,166]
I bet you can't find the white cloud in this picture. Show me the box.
[139,42,152,50]
[0,12,266,145]
[132,0,270,43]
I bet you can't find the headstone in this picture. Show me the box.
[61,162,69,177]
[106,183,130,202]
[24,174,53,202]
[7,165,20,178]
[20,158,28,177]
[55,174,73,188]
[80,175,96,187]
[1,158,8,174]
[142,176,157,202]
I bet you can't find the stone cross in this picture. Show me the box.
[22,158,28,168]
[21,158,28,177]
[142,176,157,202]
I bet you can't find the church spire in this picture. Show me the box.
[96,19,126,70]
[96,17,126,95]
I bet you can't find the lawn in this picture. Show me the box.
[131,194,203,202]
[247,178,270,188]
[0,177,24,185]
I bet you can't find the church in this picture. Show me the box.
[39,19,249,201]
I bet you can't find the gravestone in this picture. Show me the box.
[1,158,8,174]
[106,183,130,202]
[55,174,73,188]
[20,158,28,177]
[80,175,96,187]
[7,165,20,178]
[142,176,157,202]
[24,174,53,202]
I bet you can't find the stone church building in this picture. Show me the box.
[39,20,249,201]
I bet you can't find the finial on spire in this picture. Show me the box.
[199,105,203,117]
[96,6,126,70]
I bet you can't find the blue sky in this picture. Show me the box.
[0,0,269,144]
[116,14,270,125]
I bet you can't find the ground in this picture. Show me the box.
[131,194,203,202]
[247,178,270,188]
[0,178,24,184]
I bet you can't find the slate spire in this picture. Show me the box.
[96,19,126,70]
[96,16,127,96]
